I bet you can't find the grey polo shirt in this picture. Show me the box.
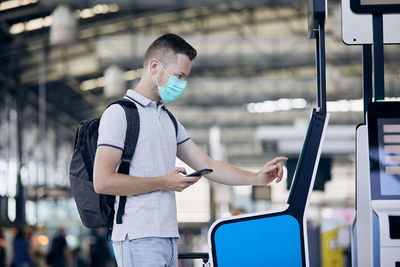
[97,89,190,241]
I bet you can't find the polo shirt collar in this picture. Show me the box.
[125,89,165,109]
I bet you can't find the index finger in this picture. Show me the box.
[176,167,187,175]
[267,157,288,165]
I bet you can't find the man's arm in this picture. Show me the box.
[177,139,287,186]
[93,145,200,196]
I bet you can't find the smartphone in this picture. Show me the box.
[186,168,213,177]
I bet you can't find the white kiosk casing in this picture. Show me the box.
[353,125,374,267]
[368,112,400,266]
[371,201,400,266]
[354,102,400,267]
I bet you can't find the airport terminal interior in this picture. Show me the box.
[0,0,400,266]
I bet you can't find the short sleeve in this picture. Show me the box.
[176,119,190,145]
[97,104,127,150]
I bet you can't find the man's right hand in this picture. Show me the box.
[163,167,201,192]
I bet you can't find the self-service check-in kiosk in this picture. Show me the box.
[354,102,400,267]
[368,102,400,266]
[205,0,329,265]
[345,0,400,265]
[207,109,329,267]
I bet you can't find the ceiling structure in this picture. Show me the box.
[1,0,400,168]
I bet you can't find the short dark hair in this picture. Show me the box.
[144,33,197,66]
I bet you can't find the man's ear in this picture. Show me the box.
[148,58,159,75]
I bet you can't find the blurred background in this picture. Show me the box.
[0,0,399,266]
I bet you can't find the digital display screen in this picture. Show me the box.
[351,0,400,13]
[361,0,400,4]
[374,118,400,196]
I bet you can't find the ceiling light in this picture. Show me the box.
[43,16,53,27]
[25,17,44,31]
[79,8,94,19]
[0,0,20,11]
[247,98,308,113]
[0,0,38,12]
[9,23,25,35]
[93,4,109,14]
[9,4,119,35]
[80,79,98,91]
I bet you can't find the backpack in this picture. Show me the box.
[69,98,178,232]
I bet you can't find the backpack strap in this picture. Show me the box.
[165,108,178,137]
[108,99,140,225]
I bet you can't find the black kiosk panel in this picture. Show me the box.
[389,215,400,239]
[308,0,326,39]
[368,102,400,200]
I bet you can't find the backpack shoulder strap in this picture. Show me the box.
[113,99,140,170]
[165,108,178,137]
[108,98,140,224]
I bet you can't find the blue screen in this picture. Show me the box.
[213,215,303,267]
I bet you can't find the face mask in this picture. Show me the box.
[154,63,187,103]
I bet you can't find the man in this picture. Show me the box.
[93,33,287,267]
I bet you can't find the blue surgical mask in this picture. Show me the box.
[154,63,187,103]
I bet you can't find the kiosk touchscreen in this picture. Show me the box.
[367,101,400,266]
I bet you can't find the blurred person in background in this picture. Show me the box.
[89,229,110,267]
[94,33,287,267]
[0,228,6,267]
[12,227,35,267]
[72,247,88,267]
[46,228,71,267]
[24,228,38,267]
